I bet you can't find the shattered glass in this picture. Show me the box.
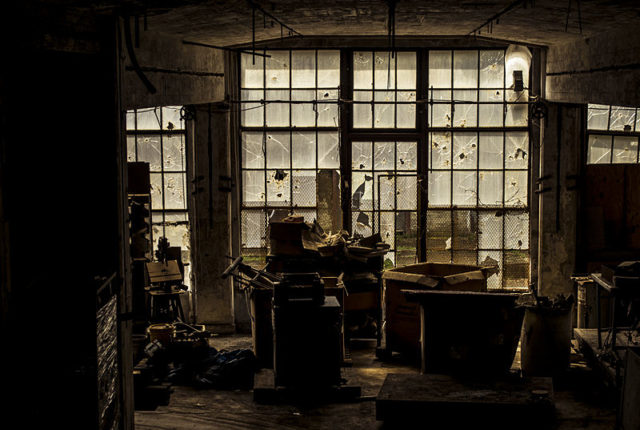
[291,90,316,127]
[428,171,451,206]
[317,89,339,126]
[265,89,289,126]
[479,132,503,169]
[266,169,291,205]
[241,210,266,248]
[505,132,528,169]
[478,211,503,249]
[478,250,502,289]
[374,51,396,90]
[505,212,529,249]
[318,132,339,168]
[352,141,372,170]
[150,173,163,210]
[292,170,316,207]
[353,90,373,128]
[241,89,264,127]
[505,103,528,127]
[587,135,612,164]
[351,171,373,210]
[137,108,162,130]
[504,170,527,207]
[478,171,503,206]
[291,50,316,88]
[353,52,373,89]
[162,106,183,130]
[479,90,503,127]
[479,50,504,88]
[379,175,395,210]
[265,50,289,88]
[380,211,396,249]
[291,132,315,168]
[612,136,639,163]
[136,135,162,171]
[241,52,264,88]
[126,110,136,130]
[374,141,395,170]
[164,223,189,251]
[242,170,265,206]
[430,132,452,169]
[242,132,265,169]
[453,133,477,169]
[428,51,452,89]
[397,142,417,170]
[397,91,416,128]
[374,91,395,128]
[452,210,477,250]
[127,135,136,162]
[353,211,373,237]
[453,171,477,206]
[609,106,636,131]
[317,50,340,87]
[428,89,451,127]
[587,104,609,130]
[396,176,417,211]
[426,210,451,250]
[453,50,478,88]
[163,134,186,171]
[266,132,290,168]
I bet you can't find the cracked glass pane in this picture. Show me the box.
[352,141,372,170]
[127,135,136,162]
[266,169,291,205]
[317,50,340,87]
[164,223,189,251]
[292,170,316,207]
[265,89,289,126]
[479,171,503,206]
[453,103,477,128]
[318,132,339,169]
[374,51,396,90]
[505,132,528,169]
[379,175,395,210]
[397,91,416,128]
[587,104,609,130]
[397,142,417,170]
[610,106,637,131]
[428,89,451,127]
[352,171,373,211]
[353,211,373,237]
[353,51,373,89]
[396,52,416,89]
[479,90,503,127]
[242,132,265,169]
[242,170,265,206]
[291,50,315,88]
[430,132,452,169]
[374,91,395,128]
[427,210,451,250]
[265,50,289,88]
[241,89,264,127]
[374,141,395,170]
[162,106,183,130]
[453,171,477,206]
[479,132,503,169]
[317,89,339,126]
[397,176,417,210]
[291,132,315,168]
[137,107,162,130]
[126,110,136,130]
[429,51,451,89]
[353,90,373,128]
[504,170,527,207]
[453,133,477,169]
[506,89,528,103]
[291,90,316,127]
[479,50,504,88]
[453,50,478,88]
[163,135,186,171]
[453,210,477,250]
[479,250,502,289]
[505,103,528,126]
[505,212,529,249]
[266,132,290,168]
[241,52,264,88]
[478,211,503,249]
[150,173,163,210]
[612,136,639,164]
[242,210,266,248]
[428,171,451,206]
[587,135,612,164]
[380,211,395,250]
[136,135,162,171]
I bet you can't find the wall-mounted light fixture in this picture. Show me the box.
[513,70,524,92]
[505,45,531,92]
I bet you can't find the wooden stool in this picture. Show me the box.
[147,286,185,323]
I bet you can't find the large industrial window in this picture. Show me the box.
[238,47,532,288]
[126,106,191,268]
[240,50,341,263]
[586,104,640,164]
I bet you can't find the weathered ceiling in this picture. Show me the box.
[137,0,640,47]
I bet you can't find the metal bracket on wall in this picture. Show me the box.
[534,186,552,194]
[218,175,233,192]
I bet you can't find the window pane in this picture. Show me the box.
[291,51,315,88]
[452,133,477,169]
[241,52,264,88]
[265,89,289,126]
[478,211,503,249]
[430,132,452,169]
[429,51,451,89]
[242,210,267,248]
[137,108,161,130]
[318,132,339,169]
[479,250,502,289]
[612,136,639,163]
[291,90,316,127]
[292,132,316,168]
[453,210,477,250]
[353,52,373,89]
[479,50,504,88]
[266,169,291,205]
[242,132,265,169]
[353,211,373,236]
[479,132,503,169]
[397,91,416,128]
[587,104,609,130]
[610,106,636,131]
[352,141,372,170]
[504,170,527,207]
[427,210,451,250]
[374,52,396,90]
[136,135,162,171]
[163,134,186,171]
[397,142,417,171]
[452,171,477,206]
[453,51,478,88]
[150,172,163,210]
[292,170,316,206]
[374,91,395,128]
[266,132,290,168]
[479,171,503,206]
[127,135,136,162]
[505,132,528,169]
[265,51,289,88]
[428,171,451,206]
[317,89,339,126]
[396,52,417,89]
[241,89,264,127]
[397,176,417,210]
[505,103,528,126]
[353,90,373,128]
[505,212,529,249]
[352,172,373,210]
[587,135,612,164]
[379,175,395,210]
[317,50,340,87]
[374,141,395,170]
[243,170,265,206]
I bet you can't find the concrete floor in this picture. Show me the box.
[135,335,617,430]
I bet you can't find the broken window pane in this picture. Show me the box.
[453,210,477,248]
[353,211,373,237]
[291,90,316,127]
[353,90,373,128]
[242,170,265,206]
[351,172,373,210]
[428,51,451,89]
[587,104,609,130]
[505,212,529,249]
[427,210,451,250]
[505,103,528,126]
[609,106,636,131]
[428,171,451,206]
[478,211,503,249]
[430,132,452,169]
[164,223,189,252]
[318,132,339,169]
[380,211,396,249]
[374,141,395,170]
[478,250,502,289]
[353,52,373,89]
[479,50,504,88]
[374,91,395,128]
[266,132,291,168]
[505,132,528,169]
[265,89,289,126]
[242,132,265,169]
[428,90,452,127]
[453,133,477,169]
[453,51,478,88]
[242,210,266,248]
[127,135,136,162]
[396,212,418,265]
[163,135,186,171]
[126,110,136,130]
[291,51,315,88]
[587,135,612,164]
[292,170,316,207]
[162,106,183,130]
[150,172,163,210]
[292,132,316,168]
[479,171,503,206]
[317,89,339,126]
[397,91,416,128]
[396,52,416,89]
[374,51,396,90]
[136,135,162,171]
[397,142,417,170]
[352,141,372,170]
[453,250,477,265]
[265,50,289,88]
[266,169,291,205]
[317,170,342,232]
[241,52,264,88]
[453,103,477,128]
[317,50,340,87]
[241,89,264,127]
[453,171,477,206]
[379,175,395,210]
[612,136,639,163]
[137,108,161,130]
[397,176,417,211]
[479,132,503,169]
[504,171,527,207]
[504,250,529,289]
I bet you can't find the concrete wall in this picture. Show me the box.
[546,28,640,107]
